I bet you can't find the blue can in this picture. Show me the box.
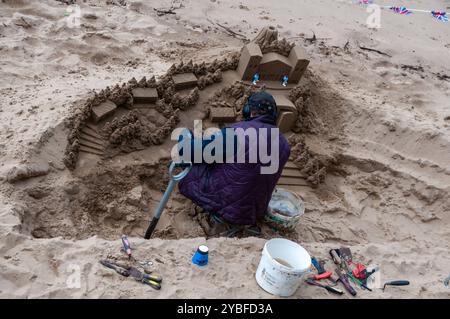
[192,245,209,266]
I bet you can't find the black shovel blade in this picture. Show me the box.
[144,217,159,239]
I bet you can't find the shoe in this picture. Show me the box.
[195,210,229,237]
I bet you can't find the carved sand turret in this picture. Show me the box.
[253,26,279,51]
[237,26,309,84]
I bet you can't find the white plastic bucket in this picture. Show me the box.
[255,238,311,297]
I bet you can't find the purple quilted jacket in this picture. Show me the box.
[178,115,291,225]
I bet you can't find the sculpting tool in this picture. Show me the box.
[336,267,357,296]
[311,256,326,274]
[121,235,132,259]
[329,249,341,265]
[359,268,377,284]
[128,267,162,290]
[142,277,162,290]
[348,272,372,291]
[305,278,343,295]
[99,260,129,277]
[383,280,410,291]
[310,271,333,281]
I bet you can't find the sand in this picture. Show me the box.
[0,0,450,299]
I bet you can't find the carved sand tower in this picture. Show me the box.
[237,26,310,132]
[237,26,310,84]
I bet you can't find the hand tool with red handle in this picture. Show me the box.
[352,263,366,279]
[310,271,333,281]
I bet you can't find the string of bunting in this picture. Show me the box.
[356,0,448,22]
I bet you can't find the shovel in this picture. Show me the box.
[144,161,192,239]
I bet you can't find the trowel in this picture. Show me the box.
[144,161,192,239]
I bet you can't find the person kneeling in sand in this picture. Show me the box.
[175,92,291,237]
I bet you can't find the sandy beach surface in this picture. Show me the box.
[0,0,449,299]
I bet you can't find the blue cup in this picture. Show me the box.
[192,245,209,266]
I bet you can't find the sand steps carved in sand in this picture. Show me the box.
[82,125,103,139]
[80,133,104,146]
[79,125,106,156]
[278,161,309,187]
[79,145,104,156]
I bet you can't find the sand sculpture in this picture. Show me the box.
[63,26,324,189]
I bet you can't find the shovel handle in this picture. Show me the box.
[170,161,192,181]
[144,161,191,240]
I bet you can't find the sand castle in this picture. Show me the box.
[64,27,312,171]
